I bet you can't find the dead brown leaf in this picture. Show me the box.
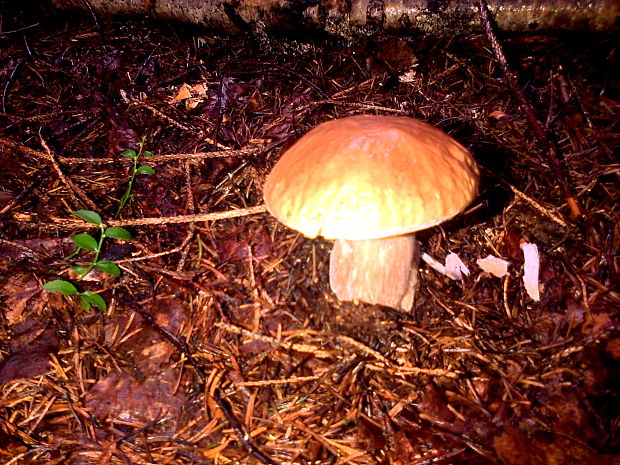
[85,367,184,423]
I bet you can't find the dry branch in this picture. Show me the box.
[51,0,620,37]
[0,136,267,166]
[477,0,583,219]
[11,205,267,230]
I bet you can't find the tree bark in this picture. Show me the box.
[51,0,619,38]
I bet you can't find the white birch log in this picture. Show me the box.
[51,0,620,38]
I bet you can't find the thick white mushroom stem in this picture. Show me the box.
[329,234,420,311]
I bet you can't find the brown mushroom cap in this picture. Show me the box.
[263,115,479,241]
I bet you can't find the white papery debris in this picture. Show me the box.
[445,253,470,280]
[421,252,444,273]
[476,255,510,278]
[421,252,469,281]
[520,242,541,301]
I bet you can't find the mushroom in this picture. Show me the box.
[262,115,479,310]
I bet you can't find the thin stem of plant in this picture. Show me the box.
[116,153,139,218]
[76,224,105,281]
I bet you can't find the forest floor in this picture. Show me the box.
[0,2,618,464]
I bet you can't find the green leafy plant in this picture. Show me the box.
[116,136,155,218]
[43,210,133,311]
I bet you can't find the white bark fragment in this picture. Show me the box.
[476,255,510,278]
[421,252,469,281]
[445,253,470,280]
[421,252,446,274]
[520,242,541,301]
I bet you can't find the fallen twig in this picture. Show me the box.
[481,167,569,227]
[477,0,582,219]
[11,205,267,230]
[0,136,267,165]
[39,137,99,212]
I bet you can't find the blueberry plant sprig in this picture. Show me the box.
[43,140,152,310]
[116,136,155,218]
[43,210,133,311]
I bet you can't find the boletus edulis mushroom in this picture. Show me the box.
[263,115,479,311]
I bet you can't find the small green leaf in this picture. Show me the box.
[71,265,88,276]
[105,226,133,240]
[75,210,102,225]
[136,165,155,175]
[82,291,107,310]
[72,233,98,251]
[143,151,154,159]
[43,280,78,295]
[87,294,106,310]
[120,149,137,159]
[79,294,91,311]
[95,260,121,276]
